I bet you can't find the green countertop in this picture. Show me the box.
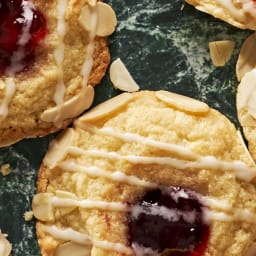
[0,1,252,255]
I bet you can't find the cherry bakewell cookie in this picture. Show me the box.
[0,0,117,147]
[32,90,256,256]
[185,0,256,30]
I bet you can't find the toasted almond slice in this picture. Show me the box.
[237,130,255,165]
[43,128,75,169]
[96,2,117,36]
[155,90,209,114]
[0,231,11,256]
[237,69,256,119]
[236,32,256,81]
[32,193,54,222]
[240,113,256,127]
[209,40,235,67]
[41,86,94,123]
[79,5,94,32]
[79,93,133,123]
[87,0,96,7]
[110,58,140,92]
[55,190,77,215]
[56,241,91,256]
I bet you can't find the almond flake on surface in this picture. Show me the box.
[41,86,94,123]
[24,211,34,221]
[236,32,256,81]
[56,241,91,256]
[32,193,54,222]
[79,93,134,123]
[43,128,75,169]
[237,69,256,119]
[55,190,77,216]
[209,40,235,67]
[0,164,10,176]
[0,231,11,256]
[96,2,117,36]
[155,90,209,114]
[110,58,140,92]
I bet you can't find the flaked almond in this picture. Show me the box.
[0,231,11,256]
[55,190,77,216]
[23,211,34,221]
[96,2,117,36]
[79,5,94,32]
[236,32,256,81]
[0,164,10,176]
[79,93,133,123]
[209,40,235,67]
[79,2,117,36]
[87,0,96,7]
[43,128,75,169]
[41,86,94,123]
[237,130,255,165]
[110,58,140,92]
[237,69,256,119]
[32,193,54,222]
[155,90,209,114]
[240,113,256,127]
[56,241,91,256]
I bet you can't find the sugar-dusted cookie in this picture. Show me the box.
[185,0,256,30]
[33,90,256,256]
[0,0,117,147]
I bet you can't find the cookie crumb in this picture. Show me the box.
[23,211,34,222]
[0,164,11,176]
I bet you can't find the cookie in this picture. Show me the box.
[32,90,256,256]
[185,0,256,30]
[236,68,256,162]
[0,0,117,147]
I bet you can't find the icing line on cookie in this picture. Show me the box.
[52,0,67,126]
[42,225,133,255]
[73,123,256,182]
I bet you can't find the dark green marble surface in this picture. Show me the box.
[0,0,252,255]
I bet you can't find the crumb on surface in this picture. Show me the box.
[24,211,34,221]
[0,164,11,176]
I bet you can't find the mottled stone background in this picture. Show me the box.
[0,0,252,255]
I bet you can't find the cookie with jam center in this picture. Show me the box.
[185,0,256,30]
[33,90,256,256]
[0,0,117,147]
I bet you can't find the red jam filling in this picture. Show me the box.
[0,0,46,75]
[128,187,210,256]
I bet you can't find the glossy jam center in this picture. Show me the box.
[129,187,209,256]
[0,0,46,74]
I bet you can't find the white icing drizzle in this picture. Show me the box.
[42,225,134,255]
[51,197,128,212]
[131,205,197,224]
[53,0,67,126]
[80,5,98,88]
[58,160,157,188]
[74,123,256,182]
[42,225,91,245]
[0,0,35,121]
[0,78,16,121]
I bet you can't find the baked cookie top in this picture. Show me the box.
[0,0,116,147]
[33,90,256,256]
[185,0,256,30]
